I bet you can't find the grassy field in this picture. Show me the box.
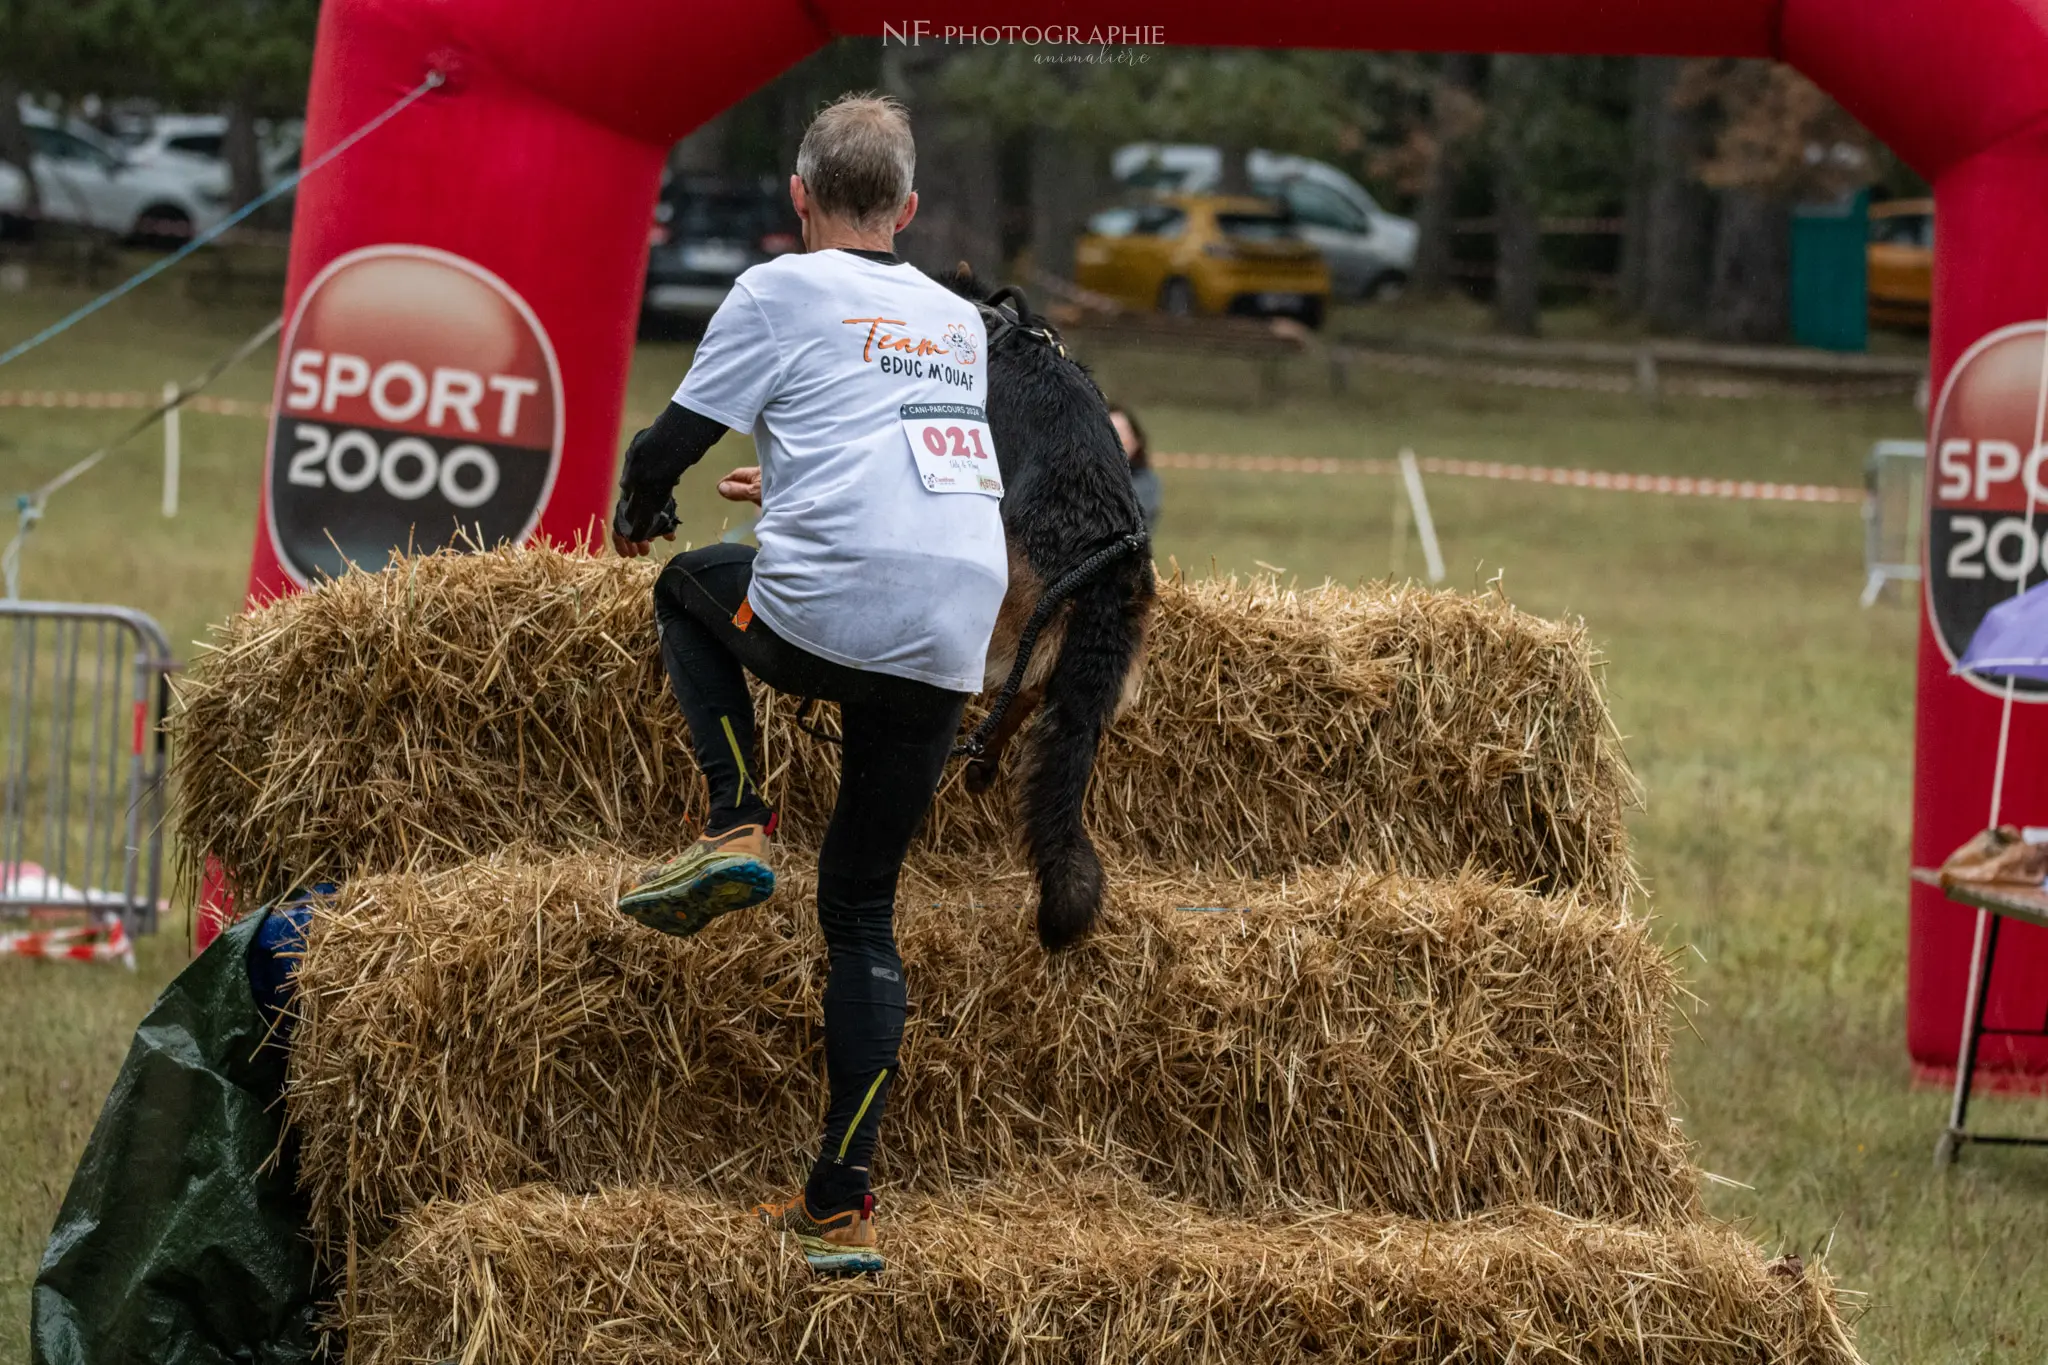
[4,272,2047,1363]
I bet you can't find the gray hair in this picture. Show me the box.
[795,93,915,230]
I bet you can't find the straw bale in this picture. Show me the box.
[170,545,1636,905]
[288,851,1694,1268]
[347,1180,1861,1365]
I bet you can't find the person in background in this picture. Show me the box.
[1109,403,1161,531]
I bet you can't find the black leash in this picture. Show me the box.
[951,529,1147,758]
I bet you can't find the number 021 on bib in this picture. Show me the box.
[900,402,1003,498]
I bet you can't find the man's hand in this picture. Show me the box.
[611,522,676,558]
[611,487,679,558]
[718,466,763,505]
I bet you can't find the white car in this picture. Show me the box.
[0,106,230,245]
[122,113,233,169]
[122,113,303,184]
[1113,144,1419,301]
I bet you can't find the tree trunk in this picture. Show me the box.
[1640,59,1714,333]
[1493,165,1541,335]
[1411,54,1481,298]
[1615,59,1659,314]
[875,49,999,278]
[1217,143,1252,196]
[901,116,1001,279]
[887,56,1000,278]
[1489,56,1541,336]
[1705,188,1789,342]
[879,39,914,101]
[0,75,40,216]
[223,98,265,210]
[1027,127,1107,280]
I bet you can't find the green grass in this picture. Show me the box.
[4,271,2045,1363]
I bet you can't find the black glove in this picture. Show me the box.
[612,484,679,542]
[613,407,727,541]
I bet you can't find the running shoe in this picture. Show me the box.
[755,1191,883,1274]
[617,820,775,937]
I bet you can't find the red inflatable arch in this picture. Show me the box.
[258,0,2048,1071]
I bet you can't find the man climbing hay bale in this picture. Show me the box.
[608,94,1004,1275]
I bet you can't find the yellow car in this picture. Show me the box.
[1868,198,1932,329]
[1075,194,1331,328]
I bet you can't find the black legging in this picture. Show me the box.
[652,543,967,1215]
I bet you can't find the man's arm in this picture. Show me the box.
[611,402,729,554]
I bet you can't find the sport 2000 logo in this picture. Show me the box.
[264,244,563,585]
[1928,320,2048,698]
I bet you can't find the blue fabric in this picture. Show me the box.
[1962,580,2048,682]
[245,885,333,1037]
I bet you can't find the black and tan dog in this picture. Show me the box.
[948,275,1155,950]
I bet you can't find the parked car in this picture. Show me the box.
[1074,193,1331,327]
[641,175,800,330]
[1868,197,1932,329]
[0,105,229,245]
[1113,144,1418,300]
[122,113,232,167]
[120,113,303,186]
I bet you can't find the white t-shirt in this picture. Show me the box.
[676,249,1007,693]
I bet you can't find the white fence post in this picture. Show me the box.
[1388,479,1409,580]
[160,382,180,519]
[1398,448,1446,585]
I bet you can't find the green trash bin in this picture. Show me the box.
[1791,188,1870,352]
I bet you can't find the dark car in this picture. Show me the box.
[641,175,800,334]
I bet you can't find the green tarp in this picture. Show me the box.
[31,909,318,1365]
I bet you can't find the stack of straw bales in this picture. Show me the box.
[172,547,1637,904]
[167,546,1860,1363]
[288,856,1696,1258]
[352,1184,1854,1365]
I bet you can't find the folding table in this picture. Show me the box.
[1915,867,2048,1164]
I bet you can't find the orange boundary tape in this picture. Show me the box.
[0,389,270,418]
[4,388,1862,505]
[1152,451,1861,504]
[0,919,135,968]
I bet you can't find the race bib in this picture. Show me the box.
[901,402,1003,498]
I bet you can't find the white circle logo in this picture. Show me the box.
[1926,322,2048,699]
[264,245,563,584]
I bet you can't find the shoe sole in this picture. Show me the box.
[617,856,775,938]
[797,1235,884,1275]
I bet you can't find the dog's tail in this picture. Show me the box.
[1021,561,1151,951]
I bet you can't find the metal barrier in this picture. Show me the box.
[1864,439,1927,607]
[1,601,174,933]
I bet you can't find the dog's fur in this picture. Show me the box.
[945,272,1155,950]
